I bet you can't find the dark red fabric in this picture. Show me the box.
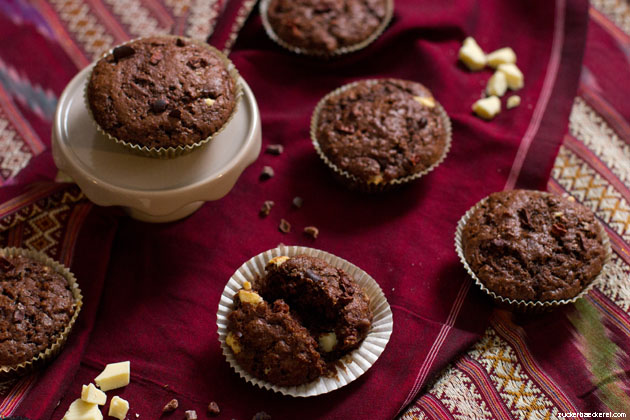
[9,0,588,419]
[16,202,120,420]
[497,8,630,415]
[514,0,589,189]
[582,11,630,124]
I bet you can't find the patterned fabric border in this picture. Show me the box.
[490,315,578,414]
[0,183,91,414]
[0,375,37,417]
[403,321,578,420]
[404,87,630,420]
[0,80,46,185]
[222,0,258,54]
[186,0,220,40]
[402,280,471,408]
[590,0,630,38]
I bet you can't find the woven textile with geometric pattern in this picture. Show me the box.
[403,3,630,418]
[0,0,628,419]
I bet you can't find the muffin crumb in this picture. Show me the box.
[260,166,275,181]
[303,226,319,239]
[162,399,178,413]
[278,219,291,234]
[208,401,220,416]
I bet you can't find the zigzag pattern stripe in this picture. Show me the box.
[551,146,630,243]
[0,57,57,121]
[569,97,630,186]
[186,0,219,39]
[102,0,167,38]
[49,0,115,61]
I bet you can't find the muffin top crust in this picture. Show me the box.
[462,190,607,301]
[266,0,389,54]
[87,36,236,149]
[316,79,448,184]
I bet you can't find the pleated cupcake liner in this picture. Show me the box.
[0,247,82,379]
[217,245,393,397]
[310,79,452,192]
[454,191,613,313]
[259,0,394,57]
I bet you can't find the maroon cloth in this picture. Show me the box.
[499,7,630,414]
[5,0,589,419]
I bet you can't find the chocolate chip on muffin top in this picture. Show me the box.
[87,36,236,149]
[462,190,607,301]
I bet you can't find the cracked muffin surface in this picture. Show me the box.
[462,190,607,301]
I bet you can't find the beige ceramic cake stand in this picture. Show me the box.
[52,66,261,223]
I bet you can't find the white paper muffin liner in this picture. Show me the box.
[310,79,452,193]
[217,245,393,397]
[259,0,394,57]
[0,247,82,379]
[84,35,243,159]
[455,191,613,313]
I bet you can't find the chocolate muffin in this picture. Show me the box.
[227,290,326,386]
[264,0,391,54]
[313,79,450,189]
[226,255,373,386]
[87,36,237,152]
[462,190,608,302]
[258,255,372,357]
[0,254,76,367]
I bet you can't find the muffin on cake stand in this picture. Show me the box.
[52,43,261,223]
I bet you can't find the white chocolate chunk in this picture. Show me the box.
[62,399,103,420]
[497,63,524,90]
[81,383,107,405]
[486,71,508,97]
[507,95,521,109]
[226,332,242,354]
[458,37,486,71]
[368,174,384,185]
[237,289,262,305]
[94,361,130,392]
[413,96,435,108]
[204,98,215,106]
[472,96,501,120]
[108,396,129,420]
[318,332,338,353]
[486,47,516,68]
[243,281,252,291]
[268,256,289,267]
